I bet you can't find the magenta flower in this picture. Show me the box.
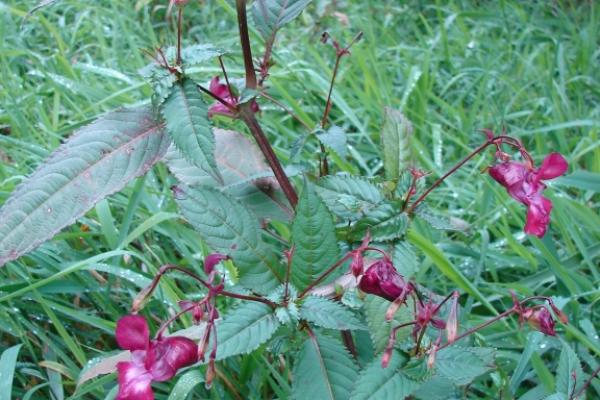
[413,300,446,340]
[115,315,198,400]
[204,253,229,275]
[207,77,259,118]
[359,258,412,302]
[489,152,568,237]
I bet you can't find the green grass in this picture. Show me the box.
[0,0,599,399]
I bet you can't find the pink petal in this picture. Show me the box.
[116,315,149,351]
[537,153,568,180]
[209,76,230,99]
[116,362,154,400]
[148,337,198,381]
[489,162,527,188]
[524,196,553,237]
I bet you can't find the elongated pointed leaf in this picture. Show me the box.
[293,333,358,400]
[315,175,383,220]
[556,341,583,396]
[351,202,409,242]
[381,107,412,182]
[216,302,279,360]
[0,106,169,267]
[0,344,22,400]
[435,347,496,385]
[350,350,420,400]
[252,0,312,39]
[176,184,281,291]
[163,79,222,183]
[291,182,340,289]
[300,296,366,331]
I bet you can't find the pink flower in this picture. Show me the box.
[489,152,568,237]
[115,315,197,400]
[204,253,229,275]
[359,258,412,302]
[413,300,446,340]
[207,77,259,118]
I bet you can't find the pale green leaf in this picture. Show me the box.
[393,241,419,278]
[0,344,22,400]
[176,185,282,291]
[216,302,279,360]
[435,346,496,385]
[300,296,366,331]
[293,333,358,400]
[315,175,383,219]
[556,341,583,396]
[252,0,312,39]
[291,182,340,289]
[351,202,409,242]
[381,107,412,182]
[0,106,169,267]
[363,295,414,354]
[317,125,347,157]
[163,79,222,183]
[168,369,204,400]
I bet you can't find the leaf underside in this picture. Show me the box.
[252,0,312,39]
[0,106,169,267]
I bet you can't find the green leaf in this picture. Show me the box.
[0,106,169,267]
[316,125,347,157]
[168,369,204,400]
[216,302,279,360]
[252,0,312,39]
[415,205,469,232]
[393,241,419,279]
[293,333,358,400]
[381,107,412,182]
[300,296,366,331]
[163,79,222,183]
[350,350,420,400]
[412,376,460,400]
[176,185,281,291]
[0,344,22,400]
[556,341,583,395]
[315,175,383,220]
[165,128,293,220]
[291,182,340,289]
[351,202,409,242]
[435,346,496,385]
[363,295,414,354]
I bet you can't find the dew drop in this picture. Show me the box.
[47,207,52,213]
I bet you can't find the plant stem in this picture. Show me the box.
[235,0,257,89]
[218,56,235,100]
[437,308,516,351]
[156,264,276,307]
[574,364,600,399]
[197,84,237,112]
[176,7,183,65]
[407,139,494,214]
[298,253,353,298]
[240,110,298,208]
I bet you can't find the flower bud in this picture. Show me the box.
[524,307,556,336]
[205,359,216,389]
[359,258,411,302]
[548,300,569,324]
[381,347,393,368]
[445,291,459,344]
[131,284,155,313]
[427,345,438,369]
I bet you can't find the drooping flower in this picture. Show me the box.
[412,300,446,340]
[511,291,556,336]
[203,253,229,275]
[207,77,259,118]
[359,258,413,302]
[489,152,568,237]
[115,315,197,400]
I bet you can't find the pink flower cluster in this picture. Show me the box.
[489,152,568,237]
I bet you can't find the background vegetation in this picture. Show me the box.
[0,0,598,399]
